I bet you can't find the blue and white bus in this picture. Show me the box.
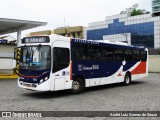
[15,34,148,94]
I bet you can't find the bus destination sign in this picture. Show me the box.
[22,36,50,44]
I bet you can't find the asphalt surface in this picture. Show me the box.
[0,73,160,120]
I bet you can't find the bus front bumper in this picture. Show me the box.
[18,80,51,91]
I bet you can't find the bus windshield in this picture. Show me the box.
[19,45,51,70]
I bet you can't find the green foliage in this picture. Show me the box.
[120,4,150,16]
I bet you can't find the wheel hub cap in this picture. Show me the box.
[73,81,80,90]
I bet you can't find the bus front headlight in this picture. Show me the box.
[45,77,48,80]
[39,76,49,84]
[40,79,43,83]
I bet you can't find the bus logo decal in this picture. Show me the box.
[78,65,83,71]
[78,65,99,71]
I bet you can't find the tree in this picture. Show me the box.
[120,4,150,16]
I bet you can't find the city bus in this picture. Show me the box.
[15,34,148,94]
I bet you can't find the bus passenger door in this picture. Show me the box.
[51,40,71,91]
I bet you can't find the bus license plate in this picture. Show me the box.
[24,83,32,87]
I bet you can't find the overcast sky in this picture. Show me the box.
[0,0,152,38]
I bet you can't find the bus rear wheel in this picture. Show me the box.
[70,77,85,94]
[124,73,131,86]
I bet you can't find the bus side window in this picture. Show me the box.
[101,47,113,61]
[79,45,88,61]
[124,49,132,61]
[114,48,124,61]
[133,50,140,61]
[88,45,101,61]
[53,47,70,73]
[140,51,147,61]
[72,43,88,61]
[71,44,78,60]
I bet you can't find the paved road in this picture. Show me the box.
[0,73,160,119]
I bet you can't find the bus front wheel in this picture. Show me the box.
[124,73,131,86]
[70,77,85,94]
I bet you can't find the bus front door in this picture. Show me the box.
[51,40,71,91]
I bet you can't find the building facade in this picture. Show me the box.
[0,44,16,74]
[54,26,84,39]
[152,0,160,16]
[0,35,16,44]
[84,14,160,49]
[27,26,84,39]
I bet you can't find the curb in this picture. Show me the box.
[0,74,18,79]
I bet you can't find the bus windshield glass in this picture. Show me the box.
[19,45,51,70]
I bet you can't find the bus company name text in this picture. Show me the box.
[78,65,99,71]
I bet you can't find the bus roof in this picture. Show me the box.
[72,38,146,50]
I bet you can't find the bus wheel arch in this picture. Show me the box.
[124,71,131,86]
[70,75,85,94]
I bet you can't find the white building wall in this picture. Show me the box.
[103,33,131,45]
[83,27,87,40]
[0,44,16,74]
[149,55,160,72]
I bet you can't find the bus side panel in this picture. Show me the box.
[72,59,147,87]
[72,61,123,87]
[131,49,148,80]
[123,60,147,81]
[131,61,147,80]
[71,39,148,88]
[106,65,124,84]
[85,64,124,86]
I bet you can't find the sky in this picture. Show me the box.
[0,0,152,38]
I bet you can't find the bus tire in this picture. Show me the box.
[70,77,85,94]
[124,73,131,86]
